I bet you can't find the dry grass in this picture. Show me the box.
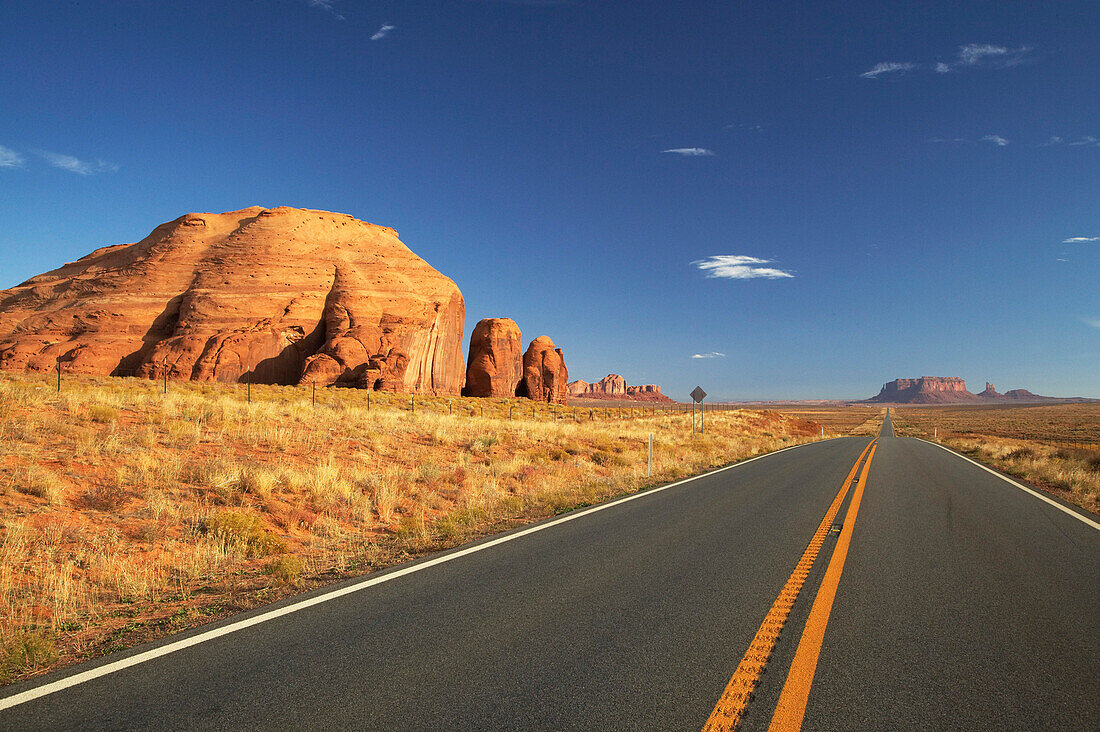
[892,404,1100,514]
[0,372,830,684]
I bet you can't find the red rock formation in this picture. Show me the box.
[978,382,1001,398]
[463,318,523,398]
[566,380,590,396]
[868,377,977,404]
[0,207,466,394]
[519,336,568,403]
[566,375,673,403]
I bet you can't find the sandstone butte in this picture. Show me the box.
[567,373,673,403]
[518,335,568,404]
[463,317,523,398]
[868,377,1054,404]
[0,207,466,394]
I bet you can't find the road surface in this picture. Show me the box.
[2,411,1097,730]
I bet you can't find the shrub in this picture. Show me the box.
[203,511,285,558]
[266,555,303,586]
[18,466,66,504]
[81,475,128,511]
[88,405,119,424]
[0,631,58,684]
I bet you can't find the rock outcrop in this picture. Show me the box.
[463,318,523,398]
[868,377,977,404]
[0,207,466,394]
[567,374,673,402]
[518,336,568,404]
[979,382,1001,398]
[868,377,1062,404]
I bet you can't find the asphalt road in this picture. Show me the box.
[3,412,1097,730]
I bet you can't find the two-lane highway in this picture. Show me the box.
[2,411,1097,730]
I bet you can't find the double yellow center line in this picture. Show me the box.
[702,439,878,732]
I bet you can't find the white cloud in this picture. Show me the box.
[0,144,24,168]
[860,62,917,79]
[38,150,119,175]
[1063,236,1099,244]
[865,44,1031,79]
[929,137,967,143]
[1086,318,1100,329]
[981,134,1010,146]
[692,352,726,359]
[306,0,344,20]
[693,255,794,280]
[1068,135,1099,146]
[1041,136,1063,146]
[371,23,395,41]
[662,147,715,156]
[956,43,1030,67]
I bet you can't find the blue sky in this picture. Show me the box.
[1,1,1097,400]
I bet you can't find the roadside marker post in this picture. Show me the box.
[56,355,61,393]
[648,434,653,477]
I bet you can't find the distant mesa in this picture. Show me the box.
[868,377,1061,404]
[567,374,673,403]
[0,207,466,394]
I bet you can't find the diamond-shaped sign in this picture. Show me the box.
[690,386,707,403]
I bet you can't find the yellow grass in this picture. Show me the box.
[0,371,829,684]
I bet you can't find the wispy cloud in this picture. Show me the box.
[38,150,119,175]
[1063,236,1099,244]
[693,255,794,280]
[955,43,1030,68]
[692,352,726,359]
[1085,318,1100,329]
[980,134,1010,147]
[0,144,24,168]
[929,137,967,143]
[371,23,395,41]
[862,43,1032,79]
[860,62,917,79]
[662,147,715,156]
[306,0,344,20]
[1040,135,1099,148]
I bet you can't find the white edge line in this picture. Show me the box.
[0,437,836,711]
[916,438,1100,531]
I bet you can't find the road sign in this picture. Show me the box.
[690,386,707,403]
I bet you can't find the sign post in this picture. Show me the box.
[690,386,707,435]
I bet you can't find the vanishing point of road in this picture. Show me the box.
[3,410,1097,730]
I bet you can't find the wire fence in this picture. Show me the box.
[36,363,750,425]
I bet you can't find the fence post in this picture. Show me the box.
[56,354,61,393]
[648,433,653,477]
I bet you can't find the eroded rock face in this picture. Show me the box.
[0,207,466,394]
[566,374,672,402]
[519,336,568,403]
[463,318,523,397]
[868,377,976,403]
[979,382,1001,398]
